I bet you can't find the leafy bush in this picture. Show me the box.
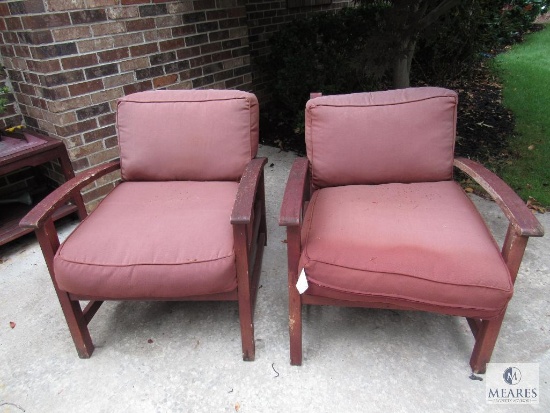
[262,1,547,146]
[413,0,547,84]
[262,5,392,137]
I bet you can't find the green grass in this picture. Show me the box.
[493,26,550,207]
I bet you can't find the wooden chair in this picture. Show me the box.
[21,90,267,361]
[279,88,544,373]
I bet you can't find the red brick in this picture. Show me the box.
[190,55,212,68]
[90,87,124,105]
[201,42,223,54]
[172,25,196,37]
[144,28,172,42]
[123,80,153,95]
[27,59,62,74]
[62,54,99,70]
[69,79,104,97]
[56,118,98,137]
[87,0,118,7]
[83,182,116,204]
[168,2,193,14]
[159,38,184,52]
[98,47,130,63]
[83,125,117,143]
[193,0,216,11]
[122,0,150,5]
[0,3,9,16]
[153,74,178,88]
[5,17,23,31]
[70,141,104,159]
[104,136,118,148]
[130,43,159,57]
[106,6,139,20]
[155,15,182,28]
[47,95,92,113]
[92,22,127,37]
[103,73,135,88]
[113,32,144,47]
[99,112,117,127]
[176,47,201,60]
[120,57,149,72]
[87,147,119,166]
[22,13,71,30]
[126,18,155,32]
[47,0,86,11]
[52,26,91,42]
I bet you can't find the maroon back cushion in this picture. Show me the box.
[305,87,458,188]
[117,89,259,181]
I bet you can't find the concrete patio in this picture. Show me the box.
[1,145,548,412]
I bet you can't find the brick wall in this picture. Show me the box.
[0,0,253,210]
[0,0,352,210]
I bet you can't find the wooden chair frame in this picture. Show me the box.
[21,157,268,361]
[279,156,544,373]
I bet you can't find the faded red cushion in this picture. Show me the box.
[299,182,513,319]
[305,87,457,188]
[54,181,239,298]
[117,89,259,181]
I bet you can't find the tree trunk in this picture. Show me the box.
[392,38,417,89]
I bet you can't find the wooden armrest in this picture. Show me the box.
[454,157,544,237]
[231,157,268,225]
[279,157,310,227]
[20,160,121,229]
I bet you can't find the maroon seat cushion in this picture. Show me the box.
[54,181,239,299]
[299,182,513,319]
[306,87,457,188]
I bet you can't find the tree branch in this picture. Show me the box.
[419,0,461,30]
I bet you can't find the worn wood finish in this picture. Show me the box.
[35,219,94,358]
[287,226,303,365]
[470,316,506,374]
[231,158,268,361]
[280,156,544,372]
[279,157,310,227]
[454,157,544,237]
[25,155,267,360]
[1,131,86,246]
[20,160,120,229]
[467,317,482,338]
[82,301,104,325]
[279,157,311,365]
[231,158,268,225]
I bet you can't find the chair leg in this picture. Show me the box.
[286,226,303,365]
[289,287,303,365]
[469,315,505,374]
[57,292,95,358]
[238,297,255,361]
[234,223,256,361]
[259,175,268,246]
[35,220,94,358]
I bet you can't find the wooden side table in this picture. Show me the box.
[0,131,87,246]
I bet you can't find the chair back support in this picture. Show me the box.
[305,87,458,188]
[117,89,259,181]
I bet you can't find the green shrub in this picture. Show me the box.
[262,1,547,146]
[414,0,547,84]
[263,5,392,137]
